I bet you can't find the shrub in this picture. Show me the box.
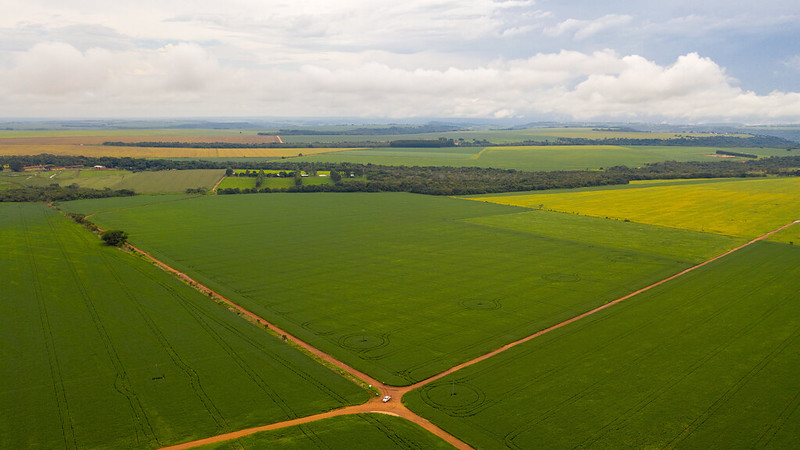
[101,230,128,247]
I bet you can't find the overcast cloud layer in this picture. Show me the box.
[1,0,799,122]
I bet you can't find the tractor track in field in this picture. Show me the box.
[135,219,799,450]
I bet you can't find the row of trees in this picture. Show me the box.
[0,184,135,202]
[3,154,799,200]
[389,138,455,147]
[66,211,127,246]
[716,150,758,158]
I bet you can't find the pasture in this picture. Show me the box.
[404,241,800,449]
[1,168,224,193]
[199,414,453,449]
[216,176,257,190]
[63,193,739,386]
[470,177,800,240]
[0,203,368,449]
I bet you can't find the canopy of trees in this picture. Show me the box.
[2,154,798,198]
[101,230,128,247]
[0,184,135,202]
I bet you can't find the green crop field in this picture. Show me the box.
[217,176,257,190]
[199,414,453,449]
[57,193,197,215]
[217,175,334,190]
[62,193,740,386]
[275,126,741,145]
[292,145,787,171]
[0,203,368,449]
[68,169,224,193]
[471,177,800,240]
[405,241,800,449]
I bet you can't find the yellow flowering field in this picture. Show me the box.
[470,177,800,240]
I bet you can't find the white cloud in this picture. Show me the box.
[8,42,117,95]
[545,14,633,41]
[4,43,797,122]
[1,0,799,122]
[784,55,800,72]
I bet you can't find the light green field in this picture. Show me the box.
[57,194,196,215]
[217,176,257,190]
[463,209,745,262]
[471,177,800,240]
[63,193,738,386]
[292,145,787,171]
[217,175,334,190]
[276,127,742,145]
[0,169,224,193]
[199,414,453,449]
[69,169,224,193]
[0,203,368,449]
[405,241,800,449]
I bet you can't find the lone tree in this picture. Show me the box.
[101,230,128,247]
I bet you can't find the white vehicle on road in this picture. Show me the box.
[382,395,392,403]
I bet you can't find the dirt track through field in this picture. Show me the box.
[150,219,799,450]
[211,175,225,194]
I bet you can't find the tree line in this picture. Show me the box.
[0,184,135,202]
[3,154,798,199]
[716,150,758,158]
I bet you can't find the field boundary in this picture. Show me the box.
[141,218,798,449]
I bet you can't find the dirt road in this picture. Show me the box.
[210,175,225,194]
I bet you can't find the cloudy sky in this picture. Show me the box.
[1,0,799,122]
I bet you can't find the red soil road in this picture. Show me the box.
[150,219,799,450]
[211,176,225,194]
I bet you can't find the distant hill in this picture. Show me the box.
[261,124,464,136]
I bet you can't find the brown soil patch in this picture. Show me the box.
[0,135,281,145]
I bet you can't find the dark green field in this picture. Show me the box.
[199,414,453,449]
[62,193,739,386]
[405,241,800,449]
[0,203,368,448]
